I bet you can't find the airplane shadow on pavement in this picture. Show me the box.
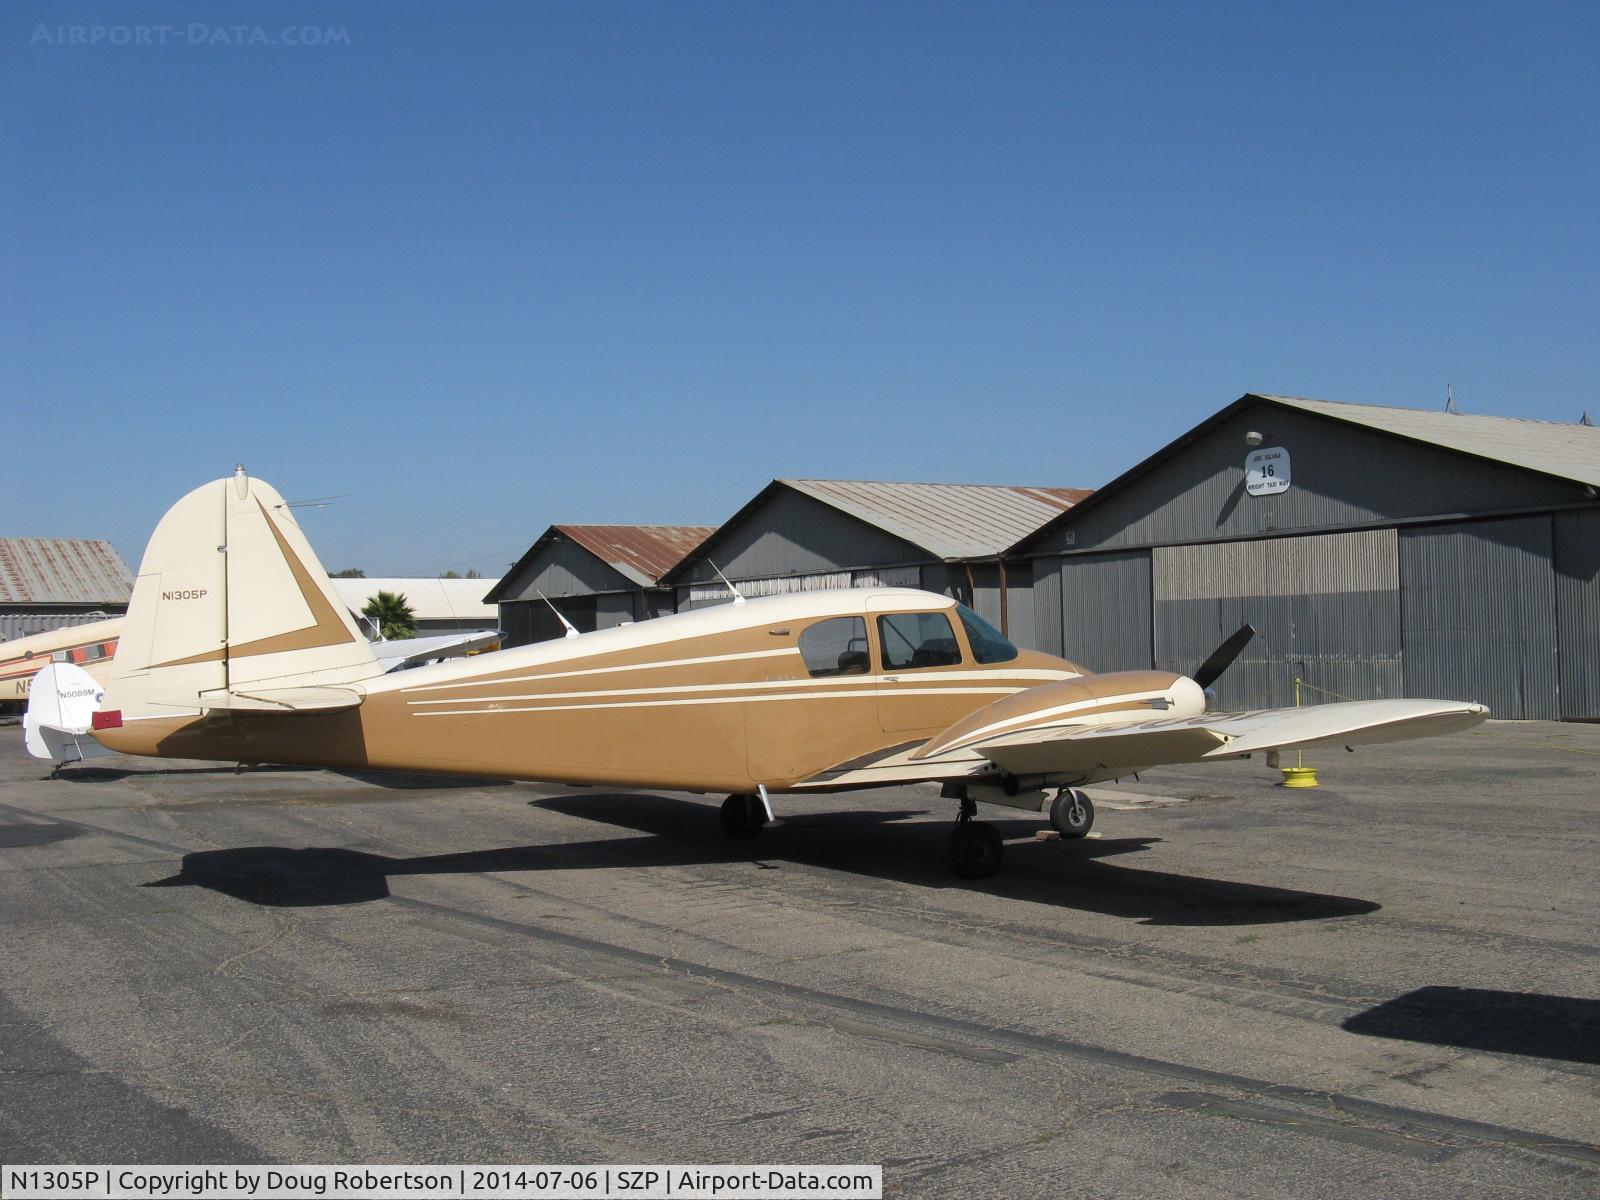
[144,790,1380,927]
[1343,986,1600,1066]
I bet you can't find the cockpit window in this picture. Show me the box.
[956,604,1019,664]
[877,611,962,671]
[799,616,870,677]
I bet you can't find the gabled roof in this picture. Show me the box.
[1260,395,1600,487]
[555,525,717,587]
[0,539,133,606]
[663,479,1092,583]
[1013,392,1600,554]
[484,525,715,602]
[329,577,501,623]
[783,479,1092,559]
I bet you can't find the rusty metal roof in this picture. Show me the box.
[485,525,716,601]
[0,539,133,606]
[779,479,1093,560]
[556,525,716,587]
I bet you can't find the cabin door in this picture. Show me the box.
[867,596,978,735]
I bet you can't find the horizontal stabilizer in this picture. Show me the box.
[972,699,1488,776]
[370,629,501,673]
[196,685,365,714]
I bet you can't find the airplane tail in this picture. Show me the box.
[24,663,117,763]
[102,467,382,720]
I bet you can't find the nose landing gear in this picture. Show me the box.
[948,796,1004,879]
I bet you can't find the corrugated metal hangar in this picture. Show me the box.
[1017,394,1600,720]
[0,538,133,641]
[487,525,714,645]
[662,478,1091,643]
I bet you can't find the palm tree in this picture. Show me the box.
[362,591,416,641]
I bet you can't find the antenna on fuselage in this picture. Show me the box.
[537,590,581,638]
[707,560,746,605]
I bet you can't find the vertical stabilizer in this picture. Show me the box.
[103,470,380,719]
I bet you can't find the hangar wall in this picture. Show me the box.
[1051,406,1580,555]
[1027,397,1600,720]
[1047,551,1152,673]
[0,606,125,641]
[674,490,927,604]
[1399,518,1560,720]
[917,561,1035,645]
[1153,530,1401,710]
[670,487,1047,645]
[494,540,634,646]
[1554,508,1600,720]
[1042,514,1600,718]
[497,538,632,600]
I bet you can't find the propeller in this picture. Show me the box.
[1192,623,1256,690]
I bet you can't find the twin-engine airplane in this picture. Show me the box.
[31,469,1489,878]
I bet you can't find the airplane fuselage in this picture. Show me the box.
[92,590,1165,793]
[1,618,123,703]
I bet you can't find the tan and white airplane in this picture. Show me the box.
[30,468,1489,878]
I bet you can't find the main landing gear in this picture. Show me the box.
[1049,788,1095,838]
[948,797,1004,879]
[720,793,769,839]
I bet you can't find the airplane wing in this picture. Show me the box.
[793,740,991,790]
[968,699,1489,776]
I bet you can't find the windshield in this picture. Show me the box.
[955,604,1018,664]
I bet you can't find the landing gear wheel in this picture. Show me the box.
[1049,789,1094,838]
[720,793,767,839]
[948,821,1004,879]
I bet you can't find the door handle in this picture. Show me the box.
[883,676,900,683]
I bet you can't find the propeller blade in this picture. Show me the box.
[1193,624,1256,690]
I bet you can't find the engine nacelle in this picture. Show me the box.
[914,670,1205,761]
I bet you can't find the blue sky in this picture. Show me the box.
[5,2,1597,577]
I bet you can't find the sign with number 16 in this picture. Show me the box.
[1245,447,1291,496]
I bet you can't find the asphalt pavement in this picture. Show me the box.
[0,719,1595,1198]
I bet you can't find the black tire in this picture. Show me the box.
[720,793,766,839]
[948,821,1004,879]
[1049,789,1094,838]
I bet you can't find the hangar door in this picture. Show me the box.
[1153,530,1401,711]
[1400,517,1558,720]
[1051,551,1153,673]
[1555,509,1600,720]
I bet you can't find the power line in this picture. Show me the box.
[313,503,527,537]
